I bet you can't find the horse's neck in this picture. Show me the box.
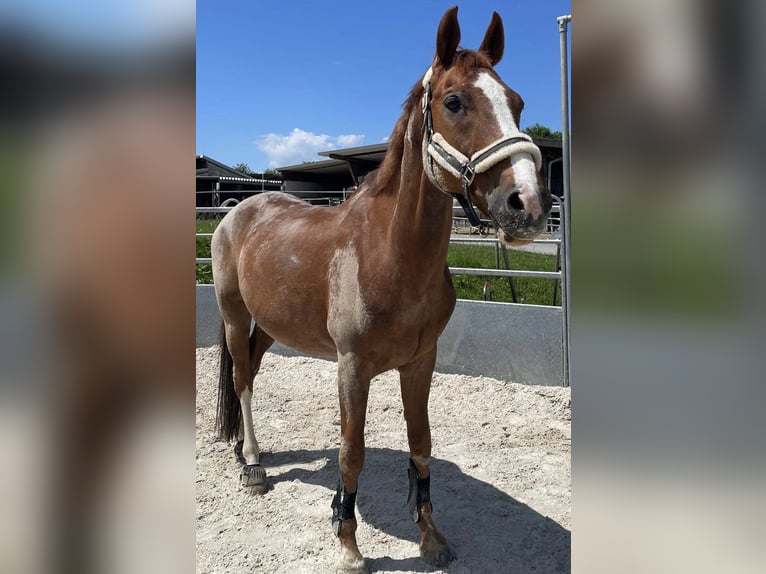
[384,114,454,272]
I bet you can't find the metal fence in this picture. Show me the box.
[195,199,562,284]
[196,188,351,208]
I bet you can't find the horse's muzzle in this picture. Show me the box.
[488,183,552,241]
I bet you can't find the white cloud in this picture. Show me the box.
[255,128,365,168]
[335,134,364,148]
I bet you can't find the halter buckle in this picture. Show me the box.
[461,164,476,186]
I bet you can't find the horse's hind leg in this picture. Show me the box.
[234,325,274,465]
[218,300,269,495]
[237,322,277,495]
[399,349,455,567]
[238,325,274,466]
[332,353,372,574]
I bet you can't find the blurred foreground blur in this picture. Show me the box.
[0,2,194,573]
[4,0,766,572]
[572,0,765,572]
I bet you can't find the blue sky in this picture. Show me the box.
[197,1,571,172]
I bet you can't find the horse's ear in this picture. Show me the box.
[479,11,505,66]
[436,6,461,68]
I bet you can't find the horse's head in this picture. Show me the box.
[422,6,553,245]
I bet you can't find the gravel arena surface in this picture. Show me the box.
[196,347,571,573]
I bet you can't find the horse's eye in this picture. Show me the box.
[444,95,463,113]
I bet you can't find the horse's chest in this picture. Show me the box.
[327,247,454,357]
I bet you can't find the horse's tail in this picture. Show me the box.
[216,322,241,442]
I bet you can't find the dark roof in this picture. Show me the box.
[197,154,253,178]
[531,138,562,149]
[278,158,351,178]
[196,155,282,184]
[318,142,389,164]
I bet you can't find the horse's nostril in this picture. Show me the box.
[507,191,524,212]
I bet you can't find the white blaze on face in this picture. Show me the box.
[474,72,539,192]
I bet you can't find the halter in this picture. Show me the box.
[420,66,543,228]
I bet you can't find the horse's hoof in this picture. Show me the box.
[421,543,456,568]
[234,440,246,465]
[240,464,268,495]
[335,557,368,574]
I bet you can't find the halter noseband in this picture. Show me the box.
[420,66,543,228]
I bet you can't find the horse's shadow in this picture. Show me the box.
[262,447,570,573]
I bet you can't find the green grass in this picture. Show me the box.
[196,218,559,305]
[447,244,559,305]
[196,218,218,284]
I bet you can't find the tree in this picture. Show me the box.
[232,162,256,176]
[523,123,562,140]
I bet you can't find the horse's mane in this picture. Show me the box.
[365,49,494,196]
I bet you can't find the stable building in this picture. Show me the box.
[196,155,282,207]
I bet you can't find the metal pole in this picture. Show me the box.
[552,242,561,307]
[499,243,518,303]
[557,14,572,388]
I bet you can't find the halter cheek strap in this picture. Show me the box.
[420,66,543,228]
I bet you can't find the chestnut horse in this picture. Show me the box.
[213,6,552,572]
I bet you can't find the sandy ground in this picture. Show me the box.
[196,347,570,574]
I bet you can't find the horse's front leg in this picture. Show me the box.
[399,349,456,567]
[332,353,372,574]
